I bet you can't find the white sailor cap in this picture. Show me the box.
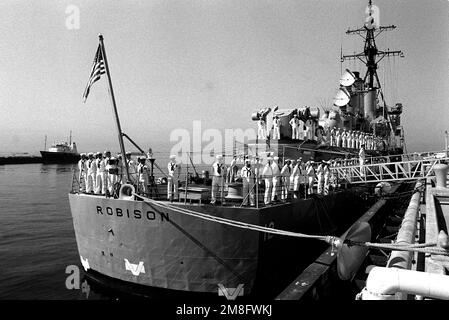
[88,152,93,157]
[267,156,273,161]
[216,155,223,160]
[273,156,279,161]
[169,155,176,160]
[244,158,251,163]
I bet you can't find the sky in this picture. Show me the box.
[0,0,448,155]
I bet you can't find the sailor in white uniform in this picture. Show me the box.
[291,158,302,198]
[329,128,335,146]
[335,129,341,147]
[167,155,179,201]
[103,150,111,192]
[124,152,137,184]
[257,118,267,140]
[106,156,119,195]
[78,153,87,192]
[211,155,225,204]
[137,156,149,195]
[359,133,365,150]
[341,129,347,148]
[304,119,314,140]
[95,152,107,194]
[241,159,255,206]
[289,114,300,140]
[272,115,281,140]
[306,161,315,195]
[289,159,296,190]
[280,159,292,200]
[86,152,96,193]
[347,131,353,149]
[271,156,281,202]
[116,154,123,182]
[351,131,356,149]
[262,157,274,205]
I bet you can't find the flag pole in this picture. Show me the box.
[98,34,131,183]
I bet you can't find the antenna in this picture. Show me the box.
[342,0,404,102]
[340,69,356,87]
[340,43,343,75]
[341,0,404,137]
[333,87,351,107]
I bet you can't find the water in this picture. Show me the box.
[0,163,100,300]
[0,160,211,300]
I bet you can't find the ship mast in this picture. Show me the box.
[98,34,131,182]
[341,0,403,111]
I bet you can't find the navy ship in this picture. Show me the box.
[69,1,405,298]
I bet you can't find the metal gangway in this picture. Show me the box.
[332,150,449,184]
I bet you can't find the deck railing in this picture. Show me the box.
[71,163,331,207]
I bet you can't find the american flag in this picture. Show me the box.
[82,44,106,102]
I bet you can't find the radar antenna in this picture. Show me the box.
[341,0,404,108]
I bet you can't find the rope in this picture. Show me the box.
[133,193,331,242]
[131,192,449,257]
[345,240,449,256]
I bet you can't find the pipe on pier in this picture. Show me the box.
[360,267,449,300]
[386,181,423,270]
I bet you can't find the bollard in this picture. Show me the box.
[434,164,448,188]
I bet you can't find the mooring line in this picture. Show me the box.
[132,193,449,256]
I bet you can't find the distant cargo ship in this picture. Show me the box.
[40,131,80,163]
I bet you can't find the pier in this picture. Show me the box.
[0,155,42,165]
[278,157,449,300]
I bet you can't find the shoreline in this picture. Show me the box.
[0,156,43,165]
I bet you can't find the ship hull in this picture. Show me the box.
[68,189,367,297]
[40,151,80,163]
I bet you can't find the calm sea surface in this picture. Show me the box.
[0,158,208,300]
[0,163,102,300]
